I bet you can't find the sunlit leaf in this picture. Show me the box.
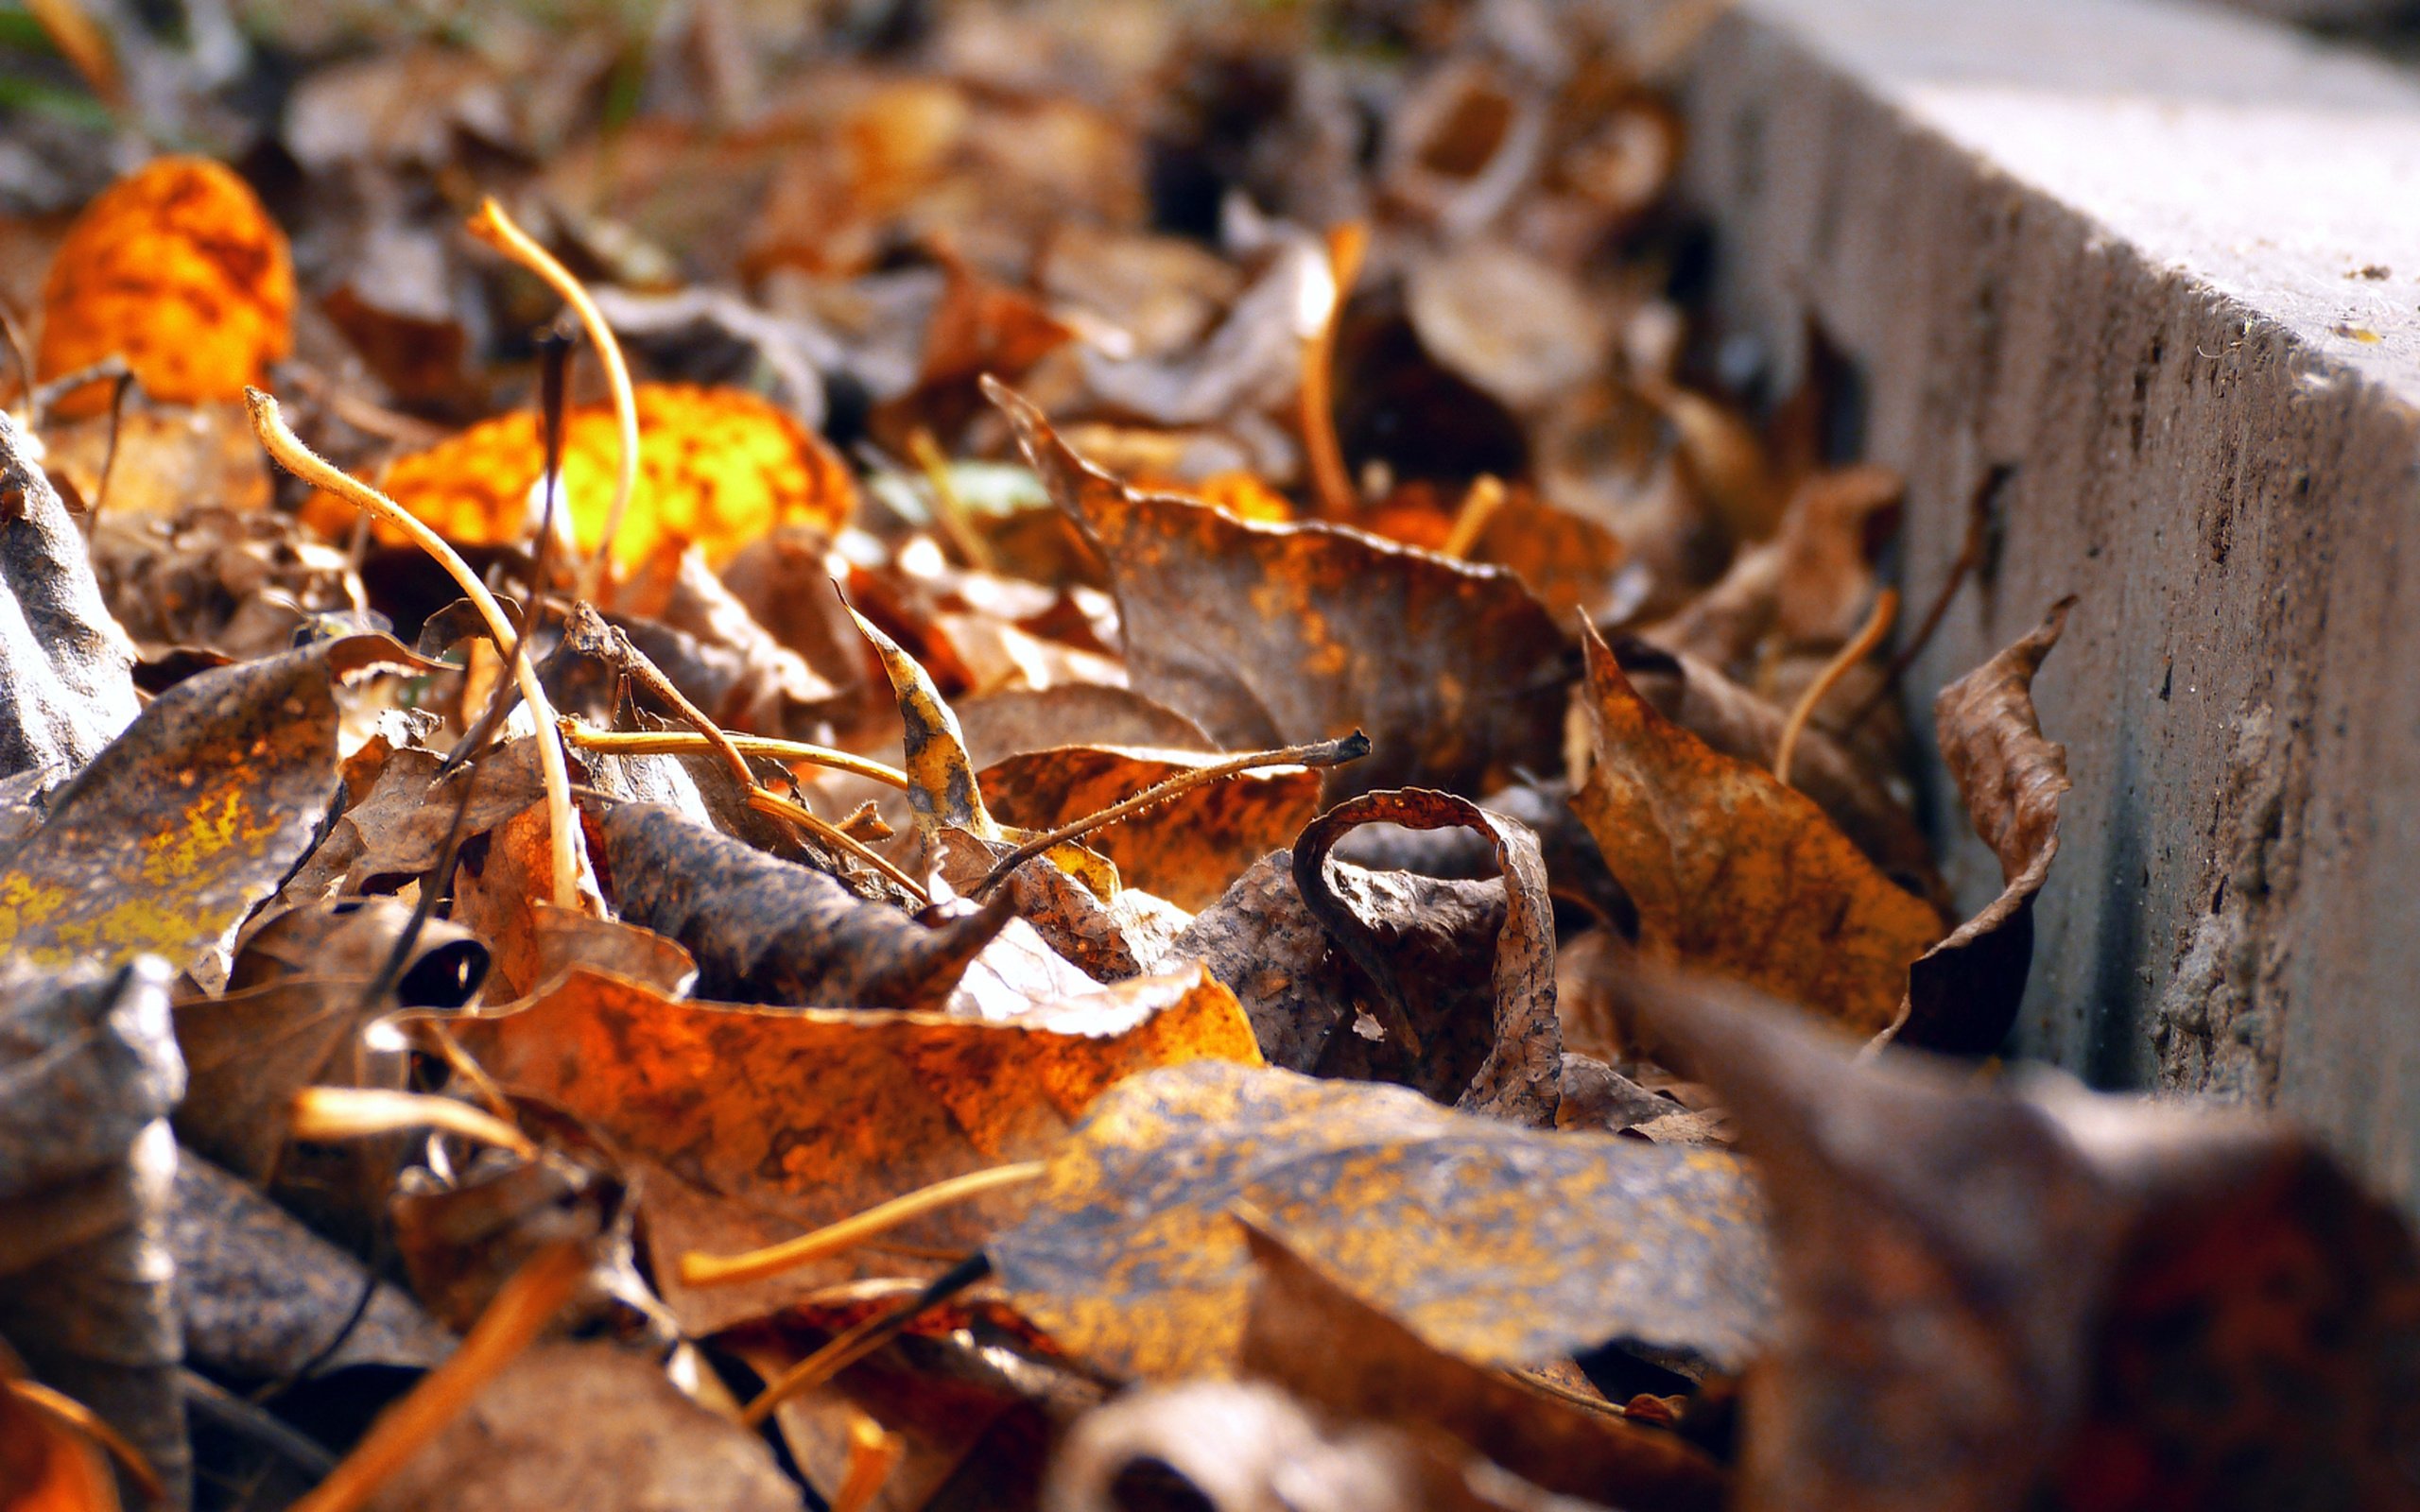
[36,157,294,418]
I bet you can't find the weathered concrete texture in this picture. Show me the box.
[1678,0,2420,1204]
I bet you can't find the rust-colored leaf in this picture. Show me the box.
[1240,1221,1725,1512]
[1571,624,1943,1034]
[1293,790,1561,1125]
[978,745,1319,912]
[0,636,412,980]
[991,380,1566,799]
[989,1060,1771,1382]
[1612,636,1943,907]
[304,384,855,569]
[1897,597,2075,1055]
[36,157,294,418]
[465,962,1261,1334]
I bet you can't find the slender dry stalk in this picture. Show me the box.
[1774,588,1897,788]
[467,198,638,601]
[681,1161,1046,1289]
[246,388,585,911]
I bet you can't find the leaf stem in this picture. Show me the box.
[559,722,910,790]
[1774,588,1897,788]
[972,732,1371,900]
[740,1253,992,1428]
[1301,221,1368,519]
[287,1240,588,1512]
[287,1087,536,1160]
[680,1161,1046,1290]
[246,388,585,912]
[468,198,638,602]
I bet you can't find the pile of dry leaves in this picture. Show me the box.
[3,3,2417,1510]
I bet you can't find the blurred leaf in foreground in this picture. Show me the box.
[989,1061,1770,1382]
[1625,964,2420,1512]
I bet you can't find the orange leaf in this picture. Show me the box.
[37,157,293,418]
[306,383,855,568]
[1571,625,1944,1034]
[463,963,1262,1334]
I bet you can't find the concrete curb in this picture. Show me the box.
[1679,0,2420,1202]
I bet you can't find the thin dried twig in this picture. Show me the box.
[1774,588,1897,788]
[559,604,931,903]
[972,732,1371,900]
[286,1240,589,1512]
[287,1087,537,1160]
[680,1160,1047,1289]
[558,723,910,791]
[6,1377,166,1503]
[1302,221,1369,519]
[740,1253,992,1428]
[246,388,585,912]
[1439,474,1507,560]
[830,1406,906,1512]
[468,198,638,602]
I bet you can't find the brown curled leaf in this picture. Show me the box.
[989,1060,1772,1383]
[848,605,996,840]
[37,157,295,418]
[990,379,1566,799]
[1618,963,2420,1512]
[464,962,1260,1335]
[0,635,416,981]
[1571,625,1943,1035]
[1893,598,2075,1055]
[978,745,1321,912]
[1240,1219,1726,1512]
[599,802,1010,1010]
[1293,790,1561,1125]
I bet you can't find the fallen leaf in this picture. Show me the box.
[0,957,188,1507]
[355,1341,803,1512]
[978,745,1320,912]
[1293,789,1561,1125]
[989,1060,1772,1381]
[850,605,997,841]
[1623,965,2420,1512]
[1171,849,1497,1085]
[1611,636,1941,904]
[306,384,856,569]
[1896,598,2075,1055]
[1649,464,1902,673]
[955,685,1216,767]
[36,157,294,417]
[993,380,1567,799]
[0,411,139,782]
[173,897,482,1182]
[1240,1221,1725,1512]
[465,962,1262,1334]
[1405,243,1612,413]
[171,1148,454,1383]
[599,801,1010,1010]
[0,635,414,982]
[1571,625,1943,1034]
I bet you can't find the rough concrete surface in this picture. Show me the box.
[1677,0,2420,1205]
